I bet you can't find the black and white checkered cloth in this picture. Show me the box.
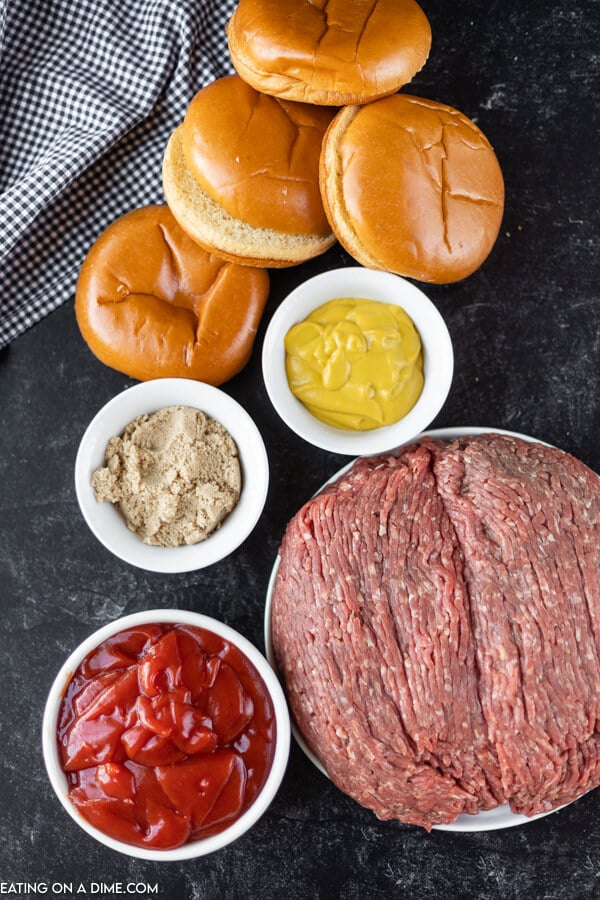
[0,0,237,348]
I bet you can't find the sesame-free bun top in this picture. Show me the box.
[75,205,270,384]
[320,95,505,283]
[226,0,432,106]
[162,75,336,267]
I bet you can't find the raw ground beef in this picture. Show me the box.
[271,434,600,829]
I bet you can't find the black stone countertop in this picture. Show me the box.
[1,1,599,897]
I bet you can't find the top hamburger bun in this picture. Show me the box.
[162,75,336,267]
[76,205,270,384]
[320,95,505,283]
[226,0,431,106]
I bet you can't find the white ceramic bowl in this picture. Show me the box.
[42,609,291,861]
[75,378,269,573]
[262,268,454,455]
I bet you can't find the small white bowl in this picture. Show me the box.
[42,609,291,861]
[75,378,269,573]
[262,268,454,455]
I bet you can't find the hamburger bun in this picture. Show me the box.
[226,0,432,106]
[162,75,336,267]
[320,95,505,283]
[75,205,270,384]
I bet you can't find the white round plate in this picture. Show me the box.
[264,426,576,832]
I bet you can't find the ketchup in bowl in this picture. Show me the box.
[56,623,277,850]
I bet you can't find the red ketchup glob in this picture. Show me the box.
[57,624,276,850]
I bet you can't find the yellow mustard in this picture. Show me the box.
[284,297,424,431]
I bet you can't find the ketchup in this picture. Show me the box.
[57,624,276,850]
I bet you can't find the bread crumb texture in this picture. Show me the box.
[91,406,241,547]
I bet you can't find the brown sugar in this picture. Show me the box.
[91,406,241,547]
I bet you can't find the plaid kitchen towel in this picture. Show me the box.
[0,0,236,349]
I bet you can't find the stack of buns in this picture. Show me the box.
[76,0,505,384]
[162,75,336,268]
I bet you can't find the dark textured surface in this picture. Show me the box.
[0,0,599,897]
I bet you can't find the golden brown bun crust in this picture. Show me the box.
[226,0,431,106]
[182,75,335,234]
[75,205,270,384]
[320,96,505,283]
[162,125,336,268]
